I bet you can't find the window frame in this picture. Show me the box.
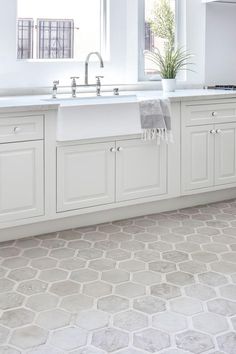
[138,0,179,82]
[17,18,34,60]
[37,18,75,60]
[16,0,109,62]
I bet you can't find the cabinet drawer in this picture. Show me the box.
[183,101,236,126]
[0,115,44,143]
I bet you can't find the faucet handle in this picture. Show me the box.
[53,80,59,86]
[71,77,80,84]
[96,76,104,80]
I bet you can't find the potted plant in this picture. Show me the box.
[144,46,193,92]
[145,0,193,92]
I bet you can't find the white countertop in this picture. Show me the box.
[0,89,236,111]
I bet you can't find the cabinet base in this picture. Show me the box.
[1,188,236,242]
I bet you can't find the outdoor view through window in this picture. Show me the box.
[144,0,175,78]
[17,0,102,60]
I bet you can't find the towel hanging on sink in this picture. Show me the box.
[139,98,173,144]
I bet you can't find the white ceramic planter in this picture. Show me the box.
[162,78,176,92]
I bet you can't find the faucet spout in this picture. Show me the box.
[85,52,104,85]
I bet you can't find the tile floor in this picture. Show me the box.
[0,201,236,353]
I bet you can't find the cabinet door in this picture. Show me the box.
[0,141,44,222]
[57,142,115,212]
[182,125,214,191]
[215,123,236,186]
[116,139,167,202]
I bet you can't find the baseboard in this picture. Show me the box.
[1,188,236,242]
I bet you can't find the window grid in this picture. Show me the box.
[17,18,34,59]
[37,19,74,59]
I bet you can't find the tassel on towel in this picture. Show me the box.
[139,99,174,144]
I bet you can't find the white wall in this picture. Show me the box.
[0,0,207,92]
[205,2,236,85]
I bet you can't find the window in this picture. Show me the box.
[37,19,74,59]
[17,18,34,59]
[140,0,176,80]
[17,0,106,60]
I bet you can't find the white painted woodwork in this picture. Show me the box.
[215,123,236,186]
[182,125,214,191]
[116,139,167,202]
[57,142,116,212]
[57,102,141,141]
[183,101,236,126]
[0,115,44,143]
[0,141,44,222]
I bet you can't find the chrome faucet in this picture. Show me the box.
[52,80,59,99]
[70,76,79,98]
[85,52,104,85]
[96,76,104,96]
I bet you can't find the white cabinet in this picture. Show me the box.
[182,100,236,193]
[116,139,167,202]
[0,141,44,222]
[215,123,236,186]
[57,142,115,212]
[57,139,168,212]
[182,125,214,191]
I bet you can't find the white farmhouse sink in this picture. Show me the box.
[54,94,142,141]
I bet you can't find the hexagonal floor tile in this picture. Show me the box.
[166,271,194,286]
[76,310,109,330]
[61,294,94,312]
[149,261,176,273]
[92,328,129,352]
[207,298,236,316]
[217,332,236,354]
[49,280,80,297]
[185,284,216,301]
[170,297,203,315]
[133,271,161,285]
[115,282,145,298]
[133,296,166,314]
[113,310,148,331]
[83,281,112,297]
[97,295,129,314]
[133,328,170,352]
[151,283,181,300]
[10,326,48,350]
[192,313,228,334]
[50,327,87,351]
[35,309,71,330]
[175,330,214,353]
[0,308,35,328]
[102,269,130,284]
[152,311,187,333]
[26,293,59,312]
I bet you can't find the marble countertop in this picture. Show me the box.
[0,89,236,111]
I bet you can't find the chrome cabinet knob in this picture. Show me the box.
[13,127,21,134]
[216,129,222,134]
[117,147,123,152]
[110,147,116,153]
[210,129,216,134]
[212,111,217,117]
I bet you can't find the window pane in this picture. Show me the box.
[144,0,175,77]
[38,20,74,59]
[17,0,102,60]
[17,19,34,59]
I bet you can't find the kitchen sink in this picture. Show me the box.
[55,94,141,141]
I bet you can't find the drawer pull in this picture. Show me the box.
[117,147,123,152]
[216,129,222,134]
[110,147,116,153]
[210,129,216,135]
[212,111,217,117]
[13,127,21,134]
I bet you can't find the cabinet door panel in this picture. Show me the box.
[215,123,236,186]
[116,139,167,202]
[182,125,214,191]
[57,143,115,212]
[0,141,44,222]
